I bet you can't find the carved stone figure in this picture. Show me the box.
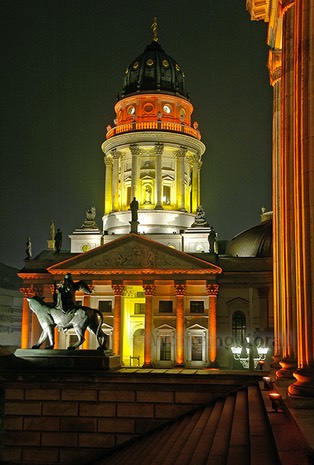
[81,206,98,229]
[54,228,62,253]
[49,220,55,241]
[55,273,92,313]
[25,237,32,260]
[208,226,217,253]
[27,296,109,351]
[130,197,139,222]
[191,205,209,227]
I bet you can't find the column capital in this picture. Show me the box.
[174,145,187,158]
[143,283,156,296]
[130,143,141,156]
[112,283,124,295]
[154,142,164,155]
[111,148,122,159]
[207,283,219,296]
[20,286,42,298]
[268,49,282,86]
[174,283,187,296]
[104,155,113,166]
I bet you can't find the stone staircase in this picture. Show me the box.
[90,383,311,465]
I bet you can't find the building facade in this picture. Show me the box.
[18,26,273,369]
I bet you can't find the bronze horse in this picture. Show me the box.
[27,296,109,351]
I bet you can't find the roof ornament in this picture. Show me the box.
[151,17,158,42]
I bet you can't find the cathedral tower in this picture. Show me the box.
[101,21,205,240]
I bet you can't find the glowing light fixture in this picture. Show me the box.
[269,392,283,412]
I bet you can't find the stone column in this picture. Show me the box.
[20,286,42,349]
[112,149,120,212]
[207,284,219,364]
[269,48,283,369]
[120,153,126,208]
[288,0,314,402]
[175,146,187,211]
[112,283,124,356]
[175,283,186,365]
[154,143,164,210]
[191,153,200,213]
[104,156,113,215]
[143,283,156,367]
[130,144,140,201]
[275,4,298,384]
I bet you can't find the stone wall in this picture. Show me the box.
[1,371,261,465]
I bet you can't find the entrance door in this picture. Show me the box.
[132,328,144,366]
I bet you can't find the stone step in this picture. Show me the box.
[206,394,236,465]
[248,384,279,465]
[226,389,250,465]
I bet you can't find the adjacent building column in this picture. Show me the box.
[112,283,124,356]
[154,142,164,209]
[104,156,113,215]
[268,47,283,370]
[143,283,156,367]
[175,282,186,365]
[288,0,314,402]
[175,146,187,211]
[207,283,219,364]
[130,144,140,201]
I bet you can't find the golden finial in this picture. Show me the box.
[151,17,158,42]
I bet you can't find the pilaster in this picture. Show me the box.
[112,283,124,356]
[174,283,186,366]
[143,283,156,367]
[207,283,219,364]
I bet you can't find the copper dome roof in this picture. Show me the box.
[227,219,272,258]
[121,41,188,99]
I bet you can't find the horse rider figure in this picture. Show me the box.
[55,273,92,313]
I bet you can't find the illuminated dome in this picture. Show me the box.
[227,218,272,258]
[122,41,188,99]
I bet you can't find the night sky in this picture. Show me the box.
[0,0,272,269]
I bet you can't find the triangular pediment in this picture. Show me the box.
[48,233,221,276]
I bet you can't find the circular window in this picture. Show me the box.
[127,106,135,115]
[133,61,139,70]
[180,108,186,119]
[163,104,172,114]
[82,244,91,252]
[195,243,204,252]
[162,59,169,68]
[146,58,154,66]
[143,103,154,113]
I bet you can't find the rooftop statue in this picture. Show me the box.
[191,205,209,227]
[54,228,62,253]
[81,206,98,229]
[25,237,32,260]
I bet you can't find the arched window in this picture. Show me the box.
[232,311,246,344]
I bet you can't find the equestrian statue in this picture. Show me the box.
[27,274,109,351]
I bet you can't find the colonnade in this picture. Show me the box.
[103,143,201,214]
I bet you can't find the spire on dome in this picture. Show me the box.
[151,17,158,42]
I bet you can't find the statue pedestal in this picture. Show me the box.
[14,349,121,371]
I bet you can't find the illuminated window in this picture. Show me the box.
[163,185,171,204]
[191,335,203,361]
[232,311,246,344]
[163,104,171,114]
[127,106,135,115]
[98,301,112,313]
[190,301,204,313]
[134,303,145,314]
[126,186,131,206]
[160,336,172,360]
[159,301,173,313]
